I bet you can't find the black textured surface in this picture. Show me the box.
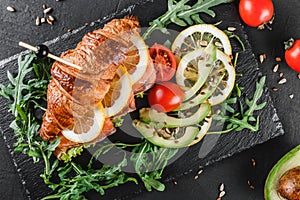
[0,0,299,200]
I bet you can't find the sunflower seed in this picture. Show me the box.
[219,183,225,191]
[219,191,226,198]
[275,57,282,62]
[273,64,279,72]
[35,16,41,26]
[289,94,294,99]
[227,27,236,31]
[43,7,52,14]
[279,72,283,77]
[41,17,46,23]
[7,6,15,12]
[278,78,287,84]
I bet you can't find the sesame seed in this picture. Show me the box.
[259,54,265,63]
[43,7,52,14]
[272,87,279,91]
[219,191,226,198]
[35,16,41,26]
[41,18,46,23]
[46,18,53,25]
[194,175,199,180]
[227,27,236,31]
[197,169,203,175]
[279,72,284,77]
[278,78,287,84]
[289,94,294,99]
[173,180,177,185]
[251,158,256,167]
[275,57,282,62]
[219,183,225,191]
[48,15,55,22]
[273,64,279,72]
[7,6,15,12]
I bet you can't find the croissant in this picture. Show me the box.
[38,16,156,158]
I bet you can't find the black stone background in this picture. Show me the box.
[0,0,299,199]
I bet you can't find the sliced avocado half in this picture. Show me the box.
[132,120,199,148]
[265,145,300,200]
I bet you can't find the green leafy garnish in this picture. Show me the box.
[142,0,234,39]
[210,76,267,133]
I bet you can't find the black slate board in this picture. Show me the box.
[0,0,284,199]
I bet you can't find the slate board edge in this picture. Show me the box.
[0,1,285,200]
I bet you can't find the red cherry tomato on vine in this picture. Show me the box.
[239,0,274,28]
[148,82,184,112]
[149,43,177,82]
[285,39,300,72]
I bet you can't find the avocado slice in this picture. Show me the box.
[139,103,211,128]
[265,145,300,200]
[132,120,199,148]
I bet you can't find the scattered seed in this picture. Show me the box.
[197,169,203,175]
[173,180,177,185]
[219,191,226,198]
[217,198,221,200]
[273,64,279,72]
[7,6,15,12]
[215,42,223,48]
[263,54,267,59]
[227,26,236,31]
[42,4,47,10]
[275,57,282,62]
[247,180,255,189]
[289,94,294,99]
[279,72,284,77]
[251,158,256,167]
[35,16,41,26]
[194,175,199,180]
[278,78,287,84]
[219,183,225,191]
[298,74,300,79]
[272,87,279,91]
[48,15,55,22]
[43,7,52,14]
[199,40,208,47]
[67,29,72,32]
[259,54,265,63]
[250,185,255,189]
[46,18,53,24]
[40,18,46,23]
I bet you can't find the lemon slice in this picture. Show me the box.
[176,45,217,101]
[122,33,150,86]
[172,24,232,59]
[188,111,212,146]
[62,103,105,143]
[208,50,236,105]
[103,66,132,117]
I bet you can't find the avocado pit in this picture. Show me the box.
[277,166,300,200]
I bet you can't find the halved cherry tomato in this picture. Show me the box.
[149,43,177,82]
[148,82,184,112]
[285,39,300,72]
[239,0,274,28]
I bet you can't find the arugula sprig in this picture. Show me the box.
[210,76,267,133]
[142,0,234,39]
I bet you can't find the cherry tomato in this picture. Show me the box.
[148,82,184,112]
[239,0,274,28]
[149,43,177,82]
[285,39,300,72]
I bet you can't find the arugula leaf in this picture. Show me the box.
[143,0,234,39]
[210,76,267,133]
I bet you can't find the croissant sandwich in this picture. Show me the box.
[39,16,156,158]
